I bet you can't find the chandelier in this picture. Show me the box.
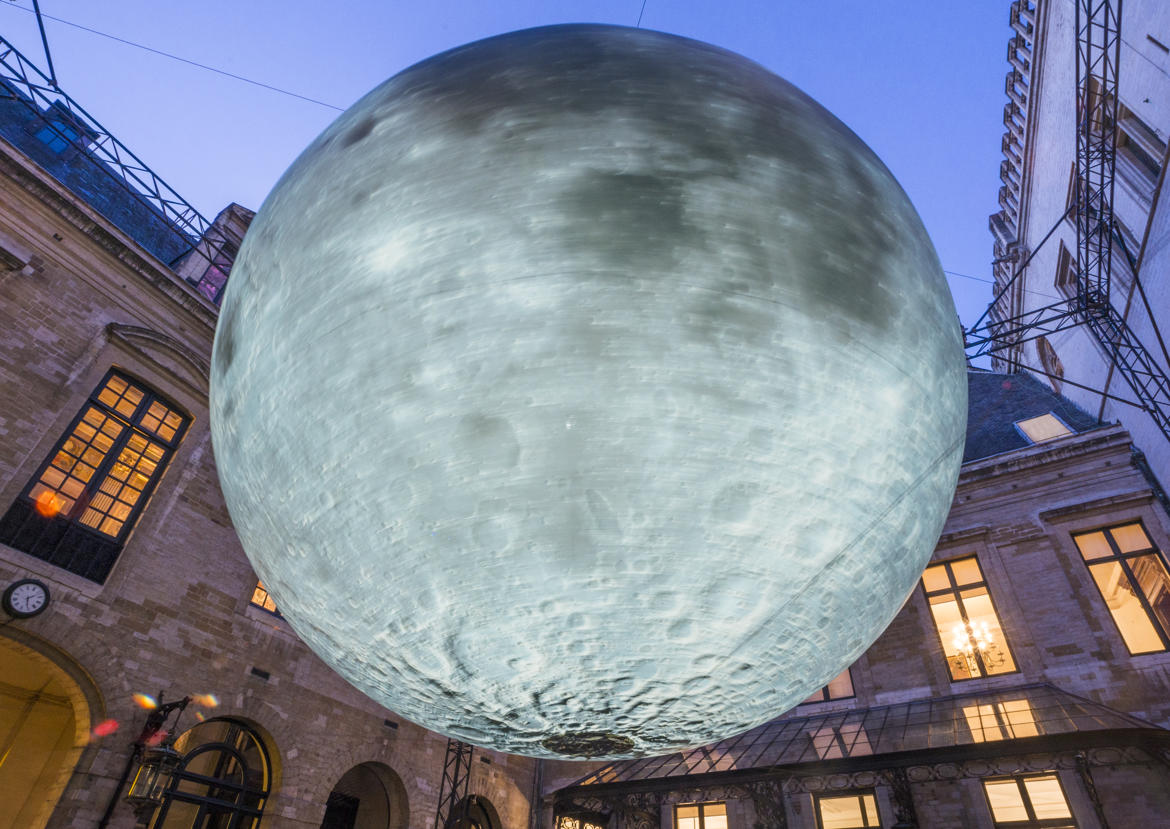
[951,620,1007,677]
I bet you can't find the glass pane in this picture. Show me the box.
[862,794,878,825]
[958,590,1016,673]
[1074,531,1112,560]
[802,687,827,704]
[819,795,864,829]
[928,594,978,679]
[675,805,698,829]
[1089,561,1166,652]
[922,564,950,592]
[1023,776,1072,819]
[703,814,727,829]
[1130,554,1170,636]
[825,668,854,699]
[1016,413,1071,442]
[963,704,1000,743]
[158,798,201,827]
[999,699,1038,738]
[949,557,983,586]
[984,780,1028,821]
[1112,523,1151,553]
[701,804,726,818]
[810,724,844,759]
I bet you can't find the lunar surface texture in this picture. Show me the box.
[211,24,967,759]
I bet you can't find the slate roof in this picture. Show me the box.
[963,369,1102,463]
[0,81,189,264]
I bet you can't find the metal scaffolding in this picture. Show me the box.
[433,739,474,829]
[966,0,1170,446]
[0,31,239,303]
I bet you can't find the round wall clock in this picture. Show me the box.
[2,578,50,619]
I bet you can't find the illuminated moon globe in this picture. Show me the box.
[211,24,966,759]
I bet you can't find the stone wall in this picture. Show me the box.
[0,139,536,828]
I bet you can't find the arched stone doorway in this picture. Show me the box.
[152,718,272,828]
[320,761,409,829]
[0,634,95,829]
[447,795,501,829]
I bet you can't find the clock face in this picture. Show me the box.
[3,579,49,618]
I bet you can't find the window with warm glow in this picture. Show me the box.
[556,818,605,829]
[0,370,188,582]
[1073,523,1170,654]
[982,774,1075,827]
[675,802,726,829]
[962,699,1038,743]
[1014,413,1072,444]
[250,581,282,616]
[922,556,1017,680]
[803,667,855,703]
[815,792,880,829]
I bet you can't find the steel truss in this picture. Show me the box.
[433,739,474,829]
[0,32,236,299]
[966,0,1170,446]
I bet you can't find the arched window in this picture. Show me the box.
[0,368,189,582]
[446,796,499,829]
[152,718,271,829]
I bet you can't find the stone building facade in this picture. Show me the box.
[0,101,536,828]
[987,0,1170,484]
[4,5,1170,829]
[548,372,1170,828]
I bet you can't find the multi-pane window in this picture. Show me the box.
[675,802,726,829]
[982,774,1075,828]
[1073,522,1170,654]
[815,792,880,829]
[0,370,188,582]
[962,699,1038,743]
[34,119,80,153]
[803,667,855,703]
[250,581,282,617]
[922,557,1016,680]
[1115,103,1165,199]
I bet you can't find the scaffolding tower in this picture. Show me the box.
[965,0,1170,446]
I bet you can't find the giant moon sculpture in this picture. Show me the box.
[211,24,967,759]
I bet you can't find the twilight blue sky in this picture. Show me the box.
[0,1,1013,328]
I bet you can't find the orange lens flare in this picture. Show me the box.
[132,693,158,710]
[92,719,119,738]
[192,693,219,708]
[34,489,65,518]
[195,712,206,722]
